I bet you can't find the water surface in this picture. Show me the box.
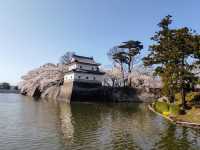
[0,94,200,150]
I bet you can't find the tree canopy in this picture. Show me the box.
[143,15,200,108]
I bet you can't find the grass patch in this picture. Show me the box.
[152,95,200,125]
[175,107,200,124]
[175,92,200,105]
[154,101,169,114]
[154,101,180,116]
[169,104,180,116]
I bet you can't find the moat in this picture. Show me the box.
[0,94,200,150]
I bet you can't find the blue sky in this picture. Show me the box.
[0,0,200,85]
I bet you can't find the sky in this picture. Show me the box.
[0,0,200,85]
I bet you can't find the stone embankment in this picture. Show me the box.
[21,81,157,103]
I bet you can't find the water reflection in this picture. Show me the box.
[0,94,64,150]
[0,94,200,150]
[59,103,200,150]
[153,125,200,150]
[58,102,74,145]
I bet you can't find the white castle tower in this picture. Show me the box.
[64,54,105,86]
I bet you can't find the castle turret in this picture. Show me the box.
[64,54,105,86]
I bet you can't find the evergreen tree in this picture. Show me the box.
[143,15,200,108]
[118,40,143,86]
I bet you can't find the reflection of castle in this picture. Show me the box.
[59,102,74,144]
[64,54,105,87]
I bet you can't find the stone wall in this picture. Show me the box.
[70,85,155,102]
[22,81,157,103]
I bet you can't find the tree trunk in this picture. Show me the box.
[180,56,186,109]
[112,79,115,87]
[120,62,125,87]
[128,63,132,87]
[169,87,173,103]
[181,87,186,108]
[128,53,132,87]
[169,77,175,103]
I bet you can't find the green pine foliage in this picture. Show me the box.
[143,15,200,108]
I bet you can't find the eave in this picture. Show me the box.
[67,61,101,66]
[65,69,105,75]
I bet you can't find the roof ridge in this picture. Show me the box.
[73,54,93,60]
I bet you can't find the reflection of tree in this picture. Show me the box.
[189,128,200,148]
[153,125,195,150]
[59,102,74,145]
[111,129,142,150]
[177,128,196,150]
[109,103,142,150]
[69,103,106,147]
[58,103,199,150]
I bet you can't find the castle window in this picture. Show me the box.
[80,66,82,69]
[78,76,81,79]
[93,77,96,80]
[86,76,89,79]
[92,67,94,70]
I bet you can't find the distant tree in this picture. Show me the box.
[14,86,18,90]
[143,15,200,108]
[0,82,10,89]
[118,40,143,86]
[105,66,122,87]
[118,40,143,73]
[19,63,68,97]
[60,51,75,64]
[108,41,143,87]
[107,46,127,87]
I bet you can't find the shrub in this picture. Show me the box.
[175,93,181,104]
[187,92,200,104]
[175,92,200,104]
[163,111,170,116]
[154,101,169,114]
[169,104,180,116]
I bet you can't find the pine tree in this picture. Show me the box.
[143,15,200,108]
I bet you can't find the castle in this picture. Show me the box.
[64,54,105,87]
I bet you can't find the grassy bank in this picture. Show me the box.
[150,97,200,127]
[175,107,200,124]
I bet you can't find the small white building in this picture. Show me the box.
[64,54,105,85]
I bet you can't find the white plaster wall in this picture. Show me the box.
[68,63,99,71]
[68,64,77,71]
[74,73,103,82]
[65,72,104,83]
[64,73,74,81]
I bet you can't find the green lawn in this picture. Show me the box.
[175,107,200,124]
[153,100,200,124]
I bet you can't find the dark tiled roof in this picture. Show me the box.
[68,61,101,66]
[73,54,93,60]
[68,54,101,66]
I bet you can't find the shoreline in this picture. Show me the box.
[148,104,200,129]
[0,89,20,94]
